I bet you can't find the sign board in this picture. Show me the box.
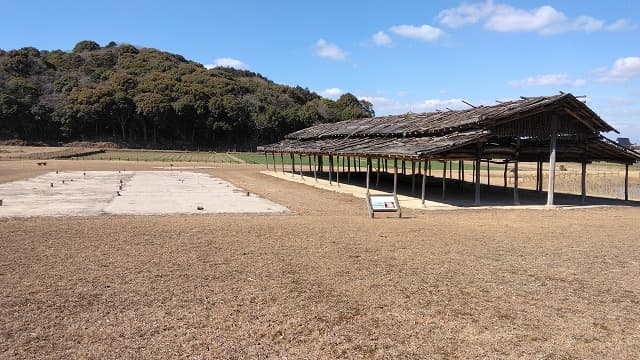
[366,193,402,218]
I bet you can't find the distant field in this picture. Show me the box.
[0,146,99,160]
[80,150,242,163]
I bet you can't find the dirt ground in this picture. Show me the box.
[1,160,640,358]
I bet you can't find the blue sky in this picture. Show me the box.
[2,0,640,142]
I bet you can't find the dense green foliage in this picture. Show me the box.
[0,41,374,149]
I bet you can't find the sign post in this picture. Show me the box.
[366,193,402,218]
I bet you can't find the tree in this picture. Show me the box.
[1,78,41,138]
[111,72,137,94]
[0,92,20,137]
[2,49,35,76]
[117,44,139,55]
[135,92,172,144]
[53,75,79,95]
[336,93,375,120]
[73,40,100,53]
[66,86,115,137]
[113,91,134,139]
[173,87,209,143]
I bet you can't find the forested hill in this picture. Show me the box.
[0,40,374,149]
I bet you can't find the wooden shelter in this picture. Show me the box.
[258,94,640,205]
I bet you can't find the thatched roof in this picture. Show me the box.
[261,130,489,158]
[259,94,640,164]
[286,94,615,140]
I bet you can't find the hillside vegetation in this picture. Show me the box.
[0,40,374,149]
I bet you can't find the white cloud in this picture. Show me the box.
[438,1,630,35]
[205,57,249,70]
[437,0,497,28]
[318,87,344,99]
[414,99,468,112]
[597,57,640,82]
[390,24,445,42]
[359,96,468,115]
[314,39,347,60]
[593,96,640,142]
[486,5,567,34]
[572,16,604,32]
[372,31,392,46]
[606,19,638,32]
[508,74,587,88]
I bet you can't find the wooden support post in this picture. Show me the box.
[428,159,431,176]
[581,161,587,203]
[272,153,276,172]
[376,158,381,187]
[313,155,318,182]
[461,160,465,183]
[535,161,540,192]
[329,155,333,184]
[347,156,351,184]
[441,161,447,200]
[342,156,345,173]
[547,115,558,206]
[421,160,427,205]
[536,161,542,193]
[472,161,475,183]
[308,155,312,173]
[535,161,539,192]
[625,164,629,201]
[281,153,285,173]
[457,160,462,191]
[475,147,481,205]
[385,159,388,172]
[366,157,371,193]
[514,159,520,205]
[442,160,447,200]
[411,161,416,194]
[449,161,452,179]
[393,158,398,194]
[514,139,520,205]
[486,159,490,187]
[291,153,295,175]
[336,156,340,186]
[503,161,508,190]
[299,154,304,179]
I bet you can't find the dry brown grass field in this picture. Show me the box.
[0,146,98,160]
[1,158,640,358]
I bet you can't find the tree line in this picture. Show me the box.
[0,40,374,149]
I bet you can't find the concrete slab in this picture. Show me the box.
[0,171,288,217]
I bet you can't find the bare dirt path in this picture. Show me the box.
[1,160,639,358]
